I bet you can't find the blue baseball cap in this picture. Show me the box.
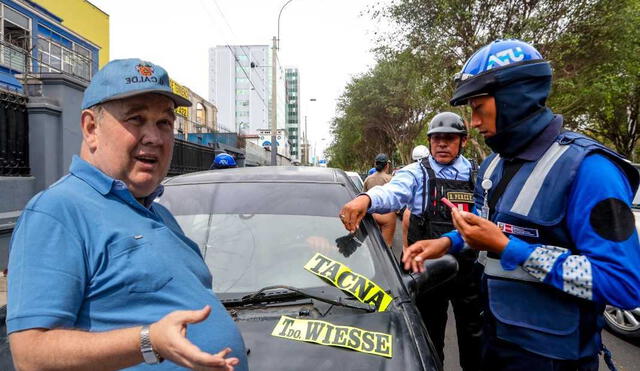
[81,58,192,109]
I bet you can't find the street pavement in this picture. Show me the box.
[389,218,640,371]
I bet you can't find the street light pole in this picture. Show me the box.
[270,36,278,166]
[271,0,296,166]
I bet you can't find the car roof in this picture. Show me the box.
[163,166,351,186]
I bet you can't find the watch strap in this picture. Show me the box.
[140,325,163,365]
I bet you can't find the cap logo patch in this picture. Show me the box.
[487,47,524,70]
[136,63,154,77]
[125,63,160,84]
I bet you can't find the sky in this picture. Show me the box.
[88,0,390,157]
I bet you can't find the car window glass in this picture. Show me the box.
[174,213,378,295]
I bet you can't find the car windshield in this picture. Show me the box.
[158,182,390,299]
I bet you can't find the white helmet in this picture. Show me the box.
[412,145,429,161]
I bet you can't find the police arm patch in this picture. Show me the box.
[589,198,635,242]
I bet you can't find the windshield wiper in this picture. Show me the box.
[220,285,375,312]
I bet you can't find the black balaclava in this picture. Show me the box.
[484,63,554,157]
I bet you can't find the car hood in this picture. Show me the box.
[235,306,430,371]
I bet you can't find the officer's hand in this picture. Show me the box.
[451,208,509,254]
[339,195,371,233]
[150,306,240,371]
[402,237,451,273]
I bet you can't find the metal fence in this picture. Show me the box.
[168,138,216,176]
[0,91,29,176]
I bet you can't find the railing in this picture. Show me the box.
[0,91,29,176]
[168,138,216,176]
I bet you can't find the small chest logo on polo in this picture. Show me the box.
[498,222,539,238]
[125,63,159,84]
[487,47,525,70]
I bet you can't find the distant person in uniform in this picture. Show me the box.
[363,153,396,246]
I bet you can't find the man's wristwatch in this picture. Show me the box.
[140,325,163,364]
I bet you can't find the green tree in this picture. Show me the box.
[370,0,640,158]
[327,51,432,169]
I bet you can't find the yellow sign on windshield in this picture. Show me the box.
[304,253,393,312]
[271,315,393,358]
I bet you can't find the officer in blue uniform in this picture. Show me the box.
[340,113,483,371]
[403,40,640,370]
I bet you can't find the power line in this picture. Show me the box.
[209,0,267,82]
[204,0,269,107]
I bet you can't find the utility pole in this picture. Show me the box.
[304,115,308,165]
[270,36,278,166]
[271,0,296,166]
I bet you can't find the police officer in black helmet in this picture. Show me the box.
[340,112,483,370]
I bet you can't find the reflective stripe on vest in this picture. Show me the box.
[484,256,539,282]
[483,154,502,180]
[510,142,571,216]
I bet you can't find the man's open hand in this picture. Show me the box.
[150,306,240,371]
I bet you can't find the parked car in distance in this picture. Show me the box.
[158,166,455,370]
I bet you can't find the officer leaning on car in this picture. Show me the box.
[403,39,640,370]
[340,113,483,371]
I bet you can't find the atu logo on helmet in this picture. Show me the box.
[487,47,525,70]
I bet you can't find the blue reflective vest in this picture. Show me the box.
[476,131,639,360]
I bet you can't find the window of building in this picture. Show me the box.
[37,25,93,80]
[196,102,206,125]
[1,5,31,72]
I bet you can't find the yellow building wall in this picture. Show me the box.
[30,0,109,67]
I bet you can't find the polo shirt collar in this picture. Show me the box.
[69,155,163,209]
[427,155,466,178]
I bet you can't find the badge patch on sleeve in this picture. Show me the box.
[498,222,539,238]
[304,253,393,312]
[590,198,635,242]
[271,315,393,358]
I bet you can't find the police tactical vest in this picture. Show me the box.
[477,130,639,360]
[407,157,476,244]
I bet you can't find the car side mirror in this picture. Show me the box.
[404,255,458,297]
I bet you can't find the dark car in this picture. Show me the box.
[158,166,453,370]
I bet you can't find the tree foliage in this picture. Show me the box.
[329,0,640,168]
[327,51,433,170]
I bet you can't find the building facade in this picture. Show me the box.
[208,44,285,137]
[0,1,101,85]
[30,0,108,67]
[170,79,218,138]
[285,67,300,160]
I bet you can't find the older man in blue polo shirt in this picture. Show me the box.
[7,59,247,370]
